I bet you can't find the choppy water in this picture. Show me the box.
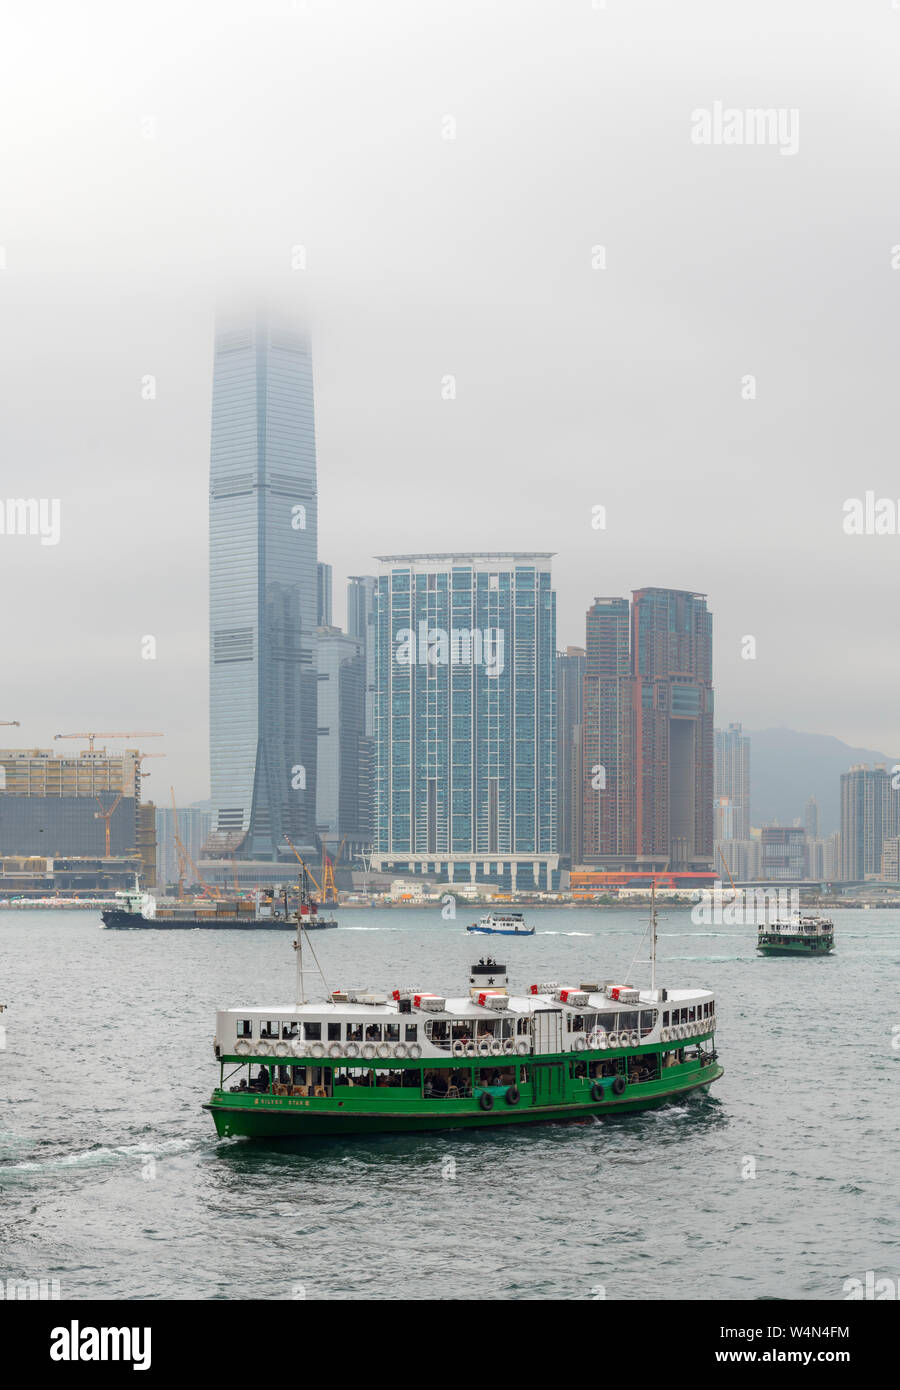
[1,905,897,1300]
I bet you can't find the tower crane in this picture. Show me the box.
[54,732,163,753]
[94,792,124,857]
[283,834,322,896]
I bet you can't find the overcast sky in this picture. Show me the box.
[2,0,899,803]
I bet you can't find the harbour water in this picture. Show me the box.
[1,906,897,1300]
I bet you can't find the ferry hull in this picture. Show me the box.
[466,927,535,937]
[205,1064,723,1139]
[757,941,834,956]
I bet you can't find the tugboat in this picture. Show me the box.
[102,870,337,931]
[204,888,722,1138]
[466,910,535,937]
[757,912,835,956]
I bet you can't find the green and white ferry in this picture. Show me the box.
[204,894,723,1139]
[757,912,835,956]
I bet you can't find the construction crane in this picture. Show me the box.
[54,732,163,753]
[169,786,221,900]
[283,834,322,896]
[94,792,124,856]
[718,845,738,896]
[317,836,345,905]
[170,787,188,899]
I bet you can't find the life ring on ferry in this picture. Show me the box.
[465,1042,478,1057]
[505,1085,520,1106]
[611,1076,626,1096]
[515,1041,530,1056]
[478,1040,492,1056]
[376,1041,392,1059]
[393,1042,408,1059]
[328,1042,343,1059]
[591,1082,605,1102]
[596,1035,609,1050]
[479,1091,494,1112]
[344,1041,360,1059]
[490,1039,503,1056]
[660,1028,670,1043]
[629,1031,640,1047]
[573,1034,587,1050]
[407,1042,422,1059]
[273,1083,288,1095]
[361,1043,376,1060]
[586,1030,604,1049]
[452,1040,466,1057]
[608,1033,621,1049]
[503,1039,515,1054]
[313,1085,327,1098]
[235,1040,250,1055]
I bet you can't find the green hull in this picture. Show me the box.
[205,1050,723,1139]
[757,940,834,955]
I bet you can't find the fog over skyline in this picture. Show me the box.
[2,0,899,803]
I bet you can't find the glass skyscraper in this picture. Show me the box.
[207,313,318,861]
[372,553,557,890]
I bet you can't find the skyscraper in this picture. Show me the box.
[207,313,319,861]
[317,562,333,627]
[714,722,751,841]
[372,553,557,890]
[582,599,634,863]
[632,588,713,869]
[580,588,713,870]
[347,574,377,741]
[555,645,585,866]
[840,764,899,880]
[803,794,820,839]
[315,626,368,848]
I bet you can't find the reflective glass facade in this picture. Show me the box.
[208,315,318,860]
[372,554,557,889]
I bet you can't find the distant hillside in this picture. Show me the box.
[746,728,899,835]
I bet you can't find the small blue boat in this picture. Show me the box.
[466,911,535,937]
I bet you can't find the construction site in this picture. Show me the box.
[0,728,160,896]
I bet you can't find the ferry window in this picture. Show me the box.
[688,1007,696,1022]
[282,1021,299,1039]
[519,1065,529,1083]
[640,1011,656,1033]
[327,1023,341,1041]
[662,1012,670,1026]
[260,1019,279,1039]
[517,1018,530,1036]
[304,1022,322,1041]
[404,1024,418,1041]
[236,1019,252,1038]
[385,1023,400,1042]
[347,1023,363,1042]
[364,1023,382,1042]
[402,1067,420,1087]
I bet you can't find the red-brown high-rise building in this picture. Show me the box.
[580,588,713,870]
[581,598,634,862]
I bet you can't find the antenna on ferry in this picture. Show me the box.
[650,876,658,993]
[294,871,305,1005]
